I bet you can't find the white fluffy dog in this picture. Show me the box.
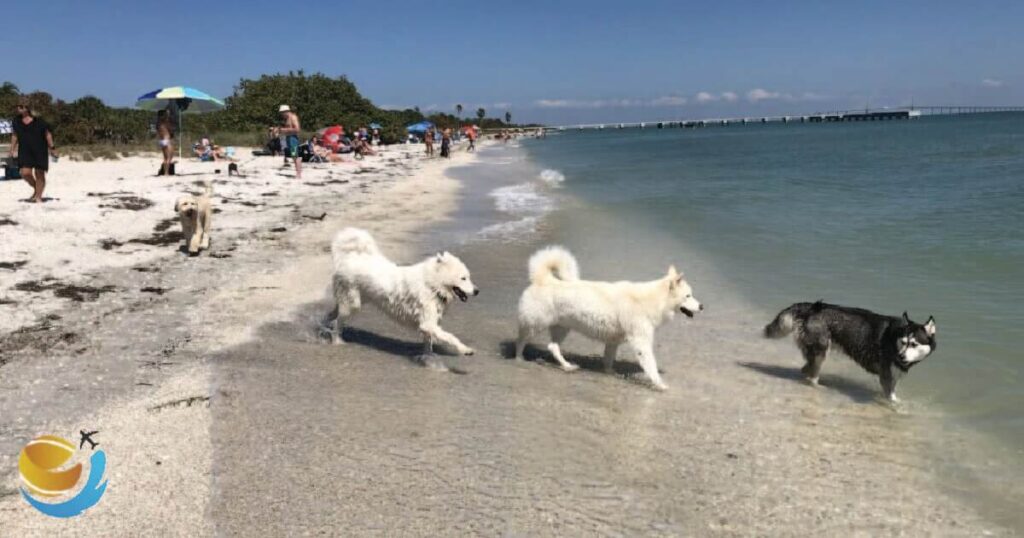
[326,227,480,355]
[515,246,703,390]
[174,181,213,256]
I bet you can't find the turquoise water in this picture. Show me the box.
[512,114,1023,446]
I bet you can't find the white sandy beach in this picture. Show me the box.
[0,142,479,534]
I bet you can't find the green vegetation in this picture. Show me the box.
[1,73,534,148]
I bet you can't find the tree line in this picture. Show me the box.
[1,72,530,146]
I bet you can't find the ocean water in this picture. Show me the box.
[470,114,1024,450]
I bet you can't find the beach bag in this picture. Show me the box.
[4,158,20,180]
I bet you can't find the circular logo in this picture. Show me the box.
[18,434,108,518]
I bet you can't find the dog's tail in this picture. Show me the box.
[764,302,821,338]
[764,305,801,339]
[331,227,381,260]
[528,246,580,285]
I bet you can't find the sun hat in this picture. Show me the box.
[279,104,291,112]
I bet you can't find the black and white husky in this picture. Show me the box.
[763,301,937,402]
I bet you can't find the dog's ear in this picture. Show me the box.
[174,199,180,212]
[903,311,910,323]
[436,252,444,263]
[924,316,936,336]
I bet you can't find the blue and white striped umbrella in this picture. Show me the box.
[0,119,11,135]
[136,86,225,113]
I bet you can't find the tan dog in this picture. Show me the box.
[174,181,213,256]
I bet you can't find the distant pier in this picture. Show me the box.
[552,105,1024,131]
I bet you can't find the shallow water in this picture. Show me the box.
[444,136,1024,530]
[520,115,1024,448]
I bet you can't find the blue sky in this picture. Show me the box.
[5,0,1021,124]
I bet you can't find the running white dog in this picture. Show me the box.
[514,247,703,390]
[325,227,479,355]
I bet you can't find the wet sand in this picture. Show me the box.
[1,143,1019,536]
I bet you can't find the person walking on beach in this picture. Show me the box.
[156,109,174,176]
[274,105,302,179]
[466,127,476,152]
[440,127,451,158]
[10,99,56,203]
[424,128,435,157]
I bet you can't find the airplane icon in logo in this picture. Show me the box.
[79,430,99,450]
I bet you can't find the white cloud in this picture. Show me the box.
[747,88,785,102]
[721,91,738,102]
[982,78,1004,88]
[695,91,718,104]
[534,98,646,109]
[535,96,687,108]
[492,102,511,109]
[649,95,687,106]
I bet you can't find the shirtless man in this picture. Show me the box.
[156,109,174,175]
[273,105,302,179]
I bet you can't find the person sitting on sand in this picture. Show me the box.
[11,99,57,202]
[353,136,377,157]
[193,137,215,161]
[312,138,352,163]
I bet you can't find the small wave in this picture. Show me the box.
[539,169,565,185]
[490,183,555,215]
[475,217,540,242]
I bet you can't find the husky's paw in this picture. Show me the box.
[888,394,901,404]
[459,347,475,356]
[804,376,820,387]
[561,363,580,372]
[652,381,669,391]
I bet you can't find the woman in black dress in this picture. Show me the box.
[11,99,56,203]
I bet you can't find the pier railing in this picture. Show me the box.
[549,105,1024,131]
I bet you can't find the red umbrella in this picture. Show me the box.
[318,125,344,151]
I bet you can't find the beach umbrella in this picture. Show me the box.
[0,119,11,135]
[406,121,434,134]
[369,122,382,130]
[136,86,225,157]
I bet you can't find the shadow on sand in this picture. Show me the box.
[736,361,878,404]
[498,340,647,376]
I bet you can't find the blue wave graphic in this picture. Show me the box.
[22,450,108,518]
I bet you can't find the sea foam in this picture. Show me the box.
[539,169,565,185]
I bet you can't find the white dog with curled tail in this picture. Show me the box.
[325,227,480,356]
[515,246,703,390]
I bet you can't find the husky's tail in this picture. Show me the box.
[764,301,823,338]
[528,246,580,285]
[331,227,381,260]
[763,308,797,339]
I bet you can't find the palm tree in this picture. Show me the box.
[456,103,463,120]
[476,107,486,125]
[505,111,512,125]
